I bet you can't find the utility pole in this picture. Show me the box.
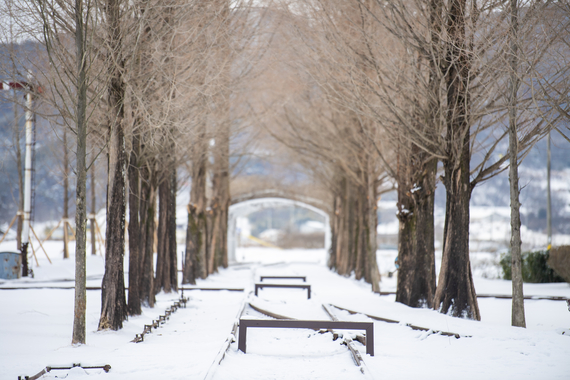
[21,75,34,276]
[0,78,36,276]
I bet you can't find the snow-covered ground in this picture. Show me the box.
[1,243,569,379]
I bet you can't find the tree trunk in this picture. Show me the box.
[218,202,229,268]
[395,146,416,304]
[155,165,178,294]
[434,167,479,319]
[396,194,416,305]
[396,151,437,308]
[335,177,350,275]
[208,206,219,274]
[127,134,142,316]
[328,194,338,269]
[99,119,128,330]
[409,157,437,308]
[508,0,525,328]
[98,0,127,331]
[210,119,230,270]
[72,0,88,343]
[184,139,208,281]
[63,127,70,259]
[347,181,358,275]
[354,184,365,281]
[139,163,156,307]
[91,162,97,256]
[365,166,381,293]
[168,166,178,291]
[434,147,479,319]
[409,0,440,309]
[183,204,199,285]
[155,175,172,293]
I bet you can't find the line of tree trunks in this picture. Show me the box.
[328,166,381,293]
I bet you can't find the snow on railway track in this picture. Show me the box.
[204,263,376,380]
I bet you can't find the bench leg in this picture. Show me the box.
[366,325,374,356]
[238,323,247,353]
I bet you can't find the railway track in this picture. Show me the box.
[203,264,378,379]
[200,262,486,379]
[204,298,376,379]
[198,259,570,379]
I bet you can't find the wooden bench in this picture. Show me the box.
[254,283,311,299]
[260,276,306,282]
[238,319,374,356]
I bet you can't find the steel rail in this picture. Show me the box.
[329,304,469,338]
[378,291,569,302]
[322,303,376,379]
[203,293,251,380]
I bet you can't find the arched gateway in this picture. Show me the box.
[227,191,331,264]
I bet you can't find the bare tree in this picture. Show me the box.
[507,1,570,326]
[98,0,128,330]
[332,0,558,319]
[8,0,106,342]
[507,0,525,329]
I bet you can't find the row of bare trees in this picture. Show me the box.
[253,0,570,325]
[1,0,569,346]
[0,0,268,344]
